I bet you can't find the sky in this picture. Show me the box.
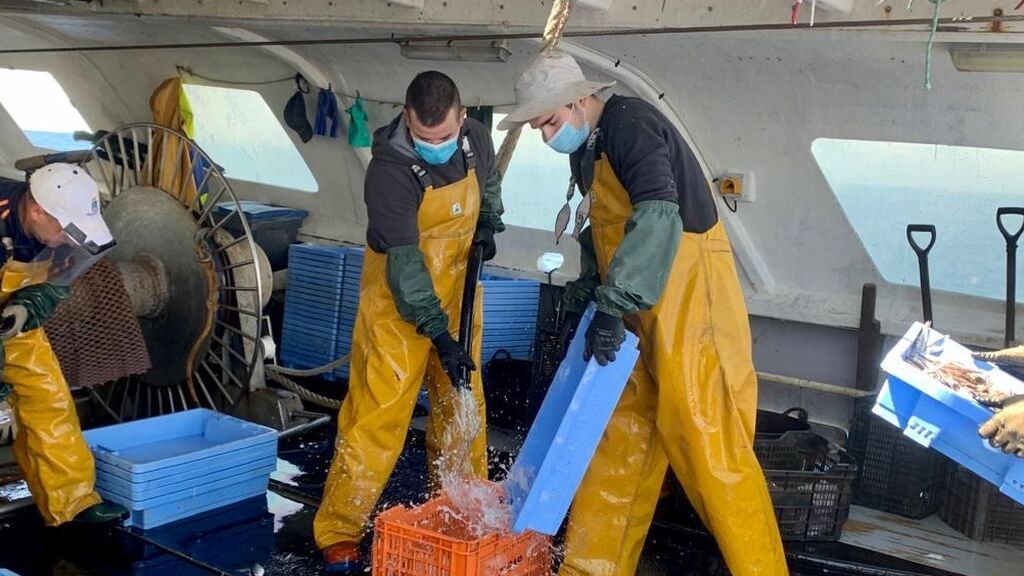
[0,68,90,132]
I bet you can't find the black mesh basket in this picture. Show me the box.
[848,397,948,519]
[940,465,1024,546]
[754,431,859,541]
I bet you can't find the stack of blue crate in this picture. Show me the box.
[83,409,277,530]
[281,244,540,378]
[337,247,364,379]
[481,273,540,361]
[279,244,347,380]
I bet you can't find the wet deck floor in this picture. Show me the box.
[0,419,990,576]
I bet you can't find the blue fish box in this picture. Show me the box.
[83,409,278,529]
[480,274,540,361]
[504,304,640,535]
[876,322,1024,506]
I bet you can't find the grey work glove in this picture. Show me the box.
[979,396,1024,457]
[974,345,1024,368]
[0,305,28,341]
[584,310,625,367]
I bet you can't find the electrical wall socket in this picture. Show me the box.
[718,172,755,203]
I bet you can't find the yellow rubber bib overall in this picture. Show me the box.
[559,155,788,576]
[314,142,488,549]
[2,258,102,526]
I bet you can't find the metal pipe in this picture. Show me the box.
[0,497,32,516]
[757,371,876,398]
[276,411,331,439]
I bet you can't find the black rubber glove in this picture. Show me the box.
[472,225,497,262]
[557,310,583,359]
[584,311,625,366]
[432,331,476,389]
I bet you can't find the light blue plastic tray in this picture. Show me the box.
[83,409,277,478]
[97,458,275,510]
[95,453,277,501]
[876,322,1024,505]
[112,475,271,530]
[504,304,640,535]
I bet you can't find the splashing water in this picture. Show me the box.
[435,387,512,538]
[439,387,481,484]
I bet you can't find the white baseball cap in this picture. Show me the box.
[497,50,615,131]
[28,162,114,254]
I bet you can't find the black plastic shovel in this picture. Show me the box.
[907,224,937,324]
[997,208,1024,347]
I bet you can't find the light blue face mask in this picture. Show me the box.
[546,105,590,155]
[413,134,459,166]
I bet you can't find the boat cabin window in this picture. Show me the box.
[491,112,574,231]
[0,68,91,152]
[181,84,318,193]
[812,137,1024,302]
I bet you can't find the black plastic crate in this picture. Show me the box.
[482,349,542,433]
[754,431,859,541]
[848,397,947,519]
[940,465,1024,546]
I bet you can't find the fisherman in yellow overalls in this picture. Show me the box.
[314,71,504,572]
[0,162,127,526]
[498,52,789,576]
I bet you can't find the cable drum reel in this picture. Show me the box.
[71,123,272,420]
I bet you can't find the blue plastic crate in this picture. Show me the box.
[281,243,353,380]
[334,247,366,378]
[84,409,277,476]
[125,496,274,574]
[876,322,1024,506]
[481,274,539,361]
[115,474,270,529]
[504,304,640,535]
[82,409,277,530]
[98,456,275,510]
[96,451,276,500]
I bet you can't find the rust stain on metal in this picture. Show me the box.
[840,519,873,535]
[991,8,1005,33]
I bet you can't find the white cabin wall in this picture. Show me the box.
[3,10,1024,346]
[574,32,1024,346]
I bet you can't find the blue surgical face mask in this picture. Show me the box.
[413,134,459,166]
[546,105,590,155]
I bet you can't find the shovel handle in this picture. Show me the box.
[997,208,1024,246]
[455,244,485,389]
[907,224,936,324]
[14,150,92,173]
[998,208,1024,347]
[906,224,937,256]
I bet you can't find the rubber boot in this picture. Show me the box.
[71,502,129,525]
[323,541,363,573]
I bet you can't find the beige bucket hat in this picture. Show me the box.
[497,50,615,131]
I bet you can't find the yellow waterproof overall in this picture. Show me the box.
[559,156,788,576]
[314,143,488,549]
[3,258,102,526]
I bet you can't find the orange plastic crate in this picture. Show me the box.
[372,492,551,576]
